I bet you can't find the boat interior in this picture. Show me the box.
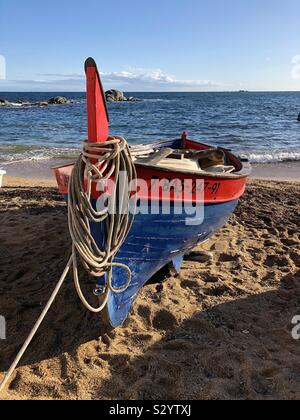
[133,147,235,174]
[131,138,251,177]
[52,138,251,179]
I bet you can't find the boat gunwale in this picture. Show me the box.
[51,138,252,180]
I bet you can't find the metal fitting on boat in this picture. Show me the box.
[93,285,106,296]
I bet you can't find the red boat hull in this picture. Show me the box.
[53,139,248,206]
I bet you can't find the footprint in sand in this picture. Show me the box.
[137,305,152,326]
[265,255,291,268]
[152,309,178,331]
[180,279,200,289]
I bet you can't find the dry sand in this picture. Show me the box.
[0,178,300,400]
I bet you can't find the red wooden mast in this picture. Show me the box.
[85,57,109,143]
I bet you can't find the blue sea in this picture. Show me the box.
[0,91,300,165]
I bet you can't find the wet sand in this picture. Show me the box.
[0,178,300,400]
[251,162,300,181]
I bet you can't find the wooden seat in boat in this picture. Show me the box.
[134,147,231,174]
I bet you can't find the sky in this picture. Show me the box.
[0,0,300,92]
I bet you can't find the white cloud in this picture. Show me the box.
[40,73,84,79]
[292,55,300,64]
[292,55,300,80]
[99,68,219,90]
[0,55,6,80]
[0,67,220,91]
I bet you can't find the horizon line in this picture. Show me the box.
[1,90,300,94]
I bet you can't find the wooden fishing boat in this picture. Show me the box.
[53,58,251,328]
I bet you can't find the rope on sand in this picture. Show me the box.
[0,136,136,395]
[0,257,72,395]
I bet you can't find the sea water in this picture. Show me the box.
[0,91,299,165]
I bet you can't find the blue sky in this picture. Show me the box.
[0,0,300,91]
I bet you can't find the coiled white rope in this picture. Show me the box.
[0,136,136,395]
[69,136,137,312]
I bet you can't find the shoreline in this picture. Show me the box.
[1,159,299,186]
[251,162,300,181]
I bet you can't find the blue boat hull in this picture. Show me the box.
[89,199,239,327]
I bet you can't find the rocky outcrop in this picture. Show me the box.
[0,99,10,106]
[48,96,70,105]
[105,90,143,102]
[0,96,73,107]
[105,90,127,102]
[0,92,144,107]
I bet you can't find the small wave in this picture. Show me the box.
[9,103,24,107]
[143,99,173,103]
[239,151,300,164]
[0,145,80,164]
[1,142,300,166]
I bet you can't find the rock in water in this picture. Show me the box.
[0,99,10,106]
[298,113,300,122]
[48,96,70,105]
[105,90,143,102]
[105,90,127,102]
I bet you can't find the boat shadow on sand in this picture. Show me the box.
[0,185,300,399]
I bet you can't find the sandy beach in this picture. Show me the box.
[2,0,300,403]
[0,174,300,400]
